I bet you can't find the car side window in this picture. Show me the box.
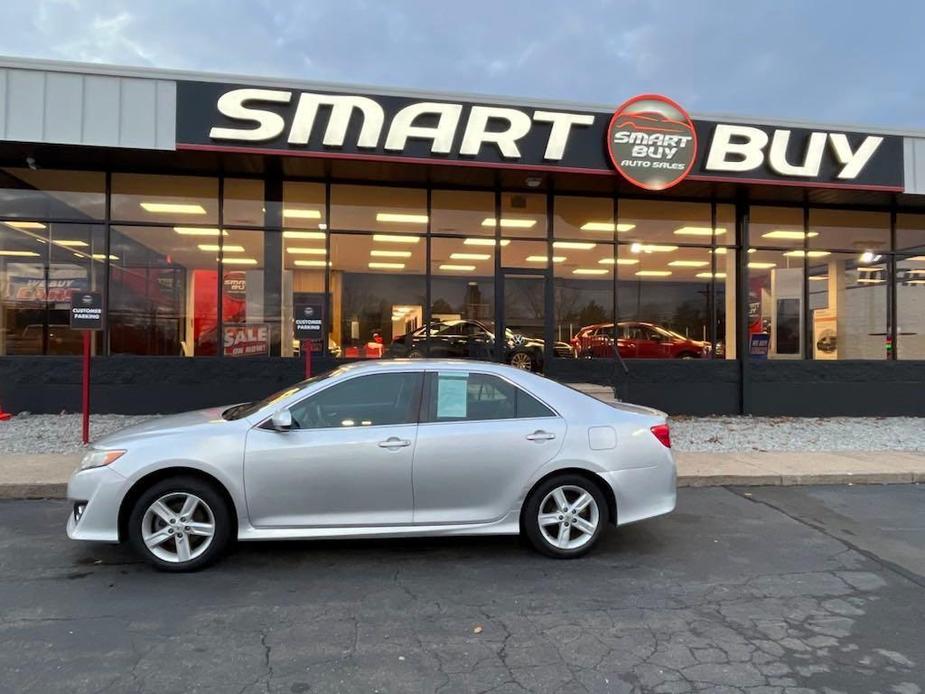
[426,372,555,422]
[288,372,423,429]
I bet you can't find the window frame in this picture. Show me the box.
[419,370,559,425]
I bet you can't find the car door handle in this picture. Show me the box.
[378,437,411,449]
[526,430,556,441]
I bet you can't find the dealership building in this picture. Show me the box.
[1,56,924,416]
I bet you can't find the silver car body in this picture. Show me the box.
[67,360,676,544]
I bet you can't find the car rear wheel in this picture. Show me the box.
[127,476,232,572]
[407,349,425,358]
[509,350,534,371]
[523,475,608,558]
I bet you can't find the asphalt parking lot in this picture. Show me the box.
[1,485,923,693]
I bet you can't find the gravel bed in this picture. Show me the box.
[1,412,924,455]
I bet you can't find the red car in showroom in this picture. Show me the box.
[571,321,710,359]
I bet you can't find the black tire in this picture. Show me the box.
[522,474,608,559]
[675,352,698,359]
[127,476,233,572]
[407,349,425,359]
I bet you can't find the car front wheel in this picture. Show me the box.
[508,350,535,371]
[127,476,232,572]
[523,475,608,558]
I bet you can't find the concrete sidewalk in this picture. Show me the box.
[0,450,923,499]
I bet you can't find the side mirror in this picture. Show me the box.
[270,409,293,431]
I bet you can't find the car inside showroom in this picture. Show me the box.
[1,57,924,416]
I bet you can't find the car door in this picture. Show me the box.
[243,371,423,528]
[411,370,566,525]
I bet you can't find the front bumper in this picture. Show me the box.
[66,464,128,542]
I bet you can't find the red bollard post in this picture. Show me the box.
[81,330,91,445]
[303,340,312,379]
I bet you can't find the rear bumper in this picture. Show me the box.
[66,465,127,542]
[601,454,677,526]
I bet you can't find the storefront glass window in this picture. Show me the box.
[111,174,219,225]
[497,192,546,239]
[431,190,494,237]
[749,206,806,249]
[282,182,326,230]
[0,168,105,221]
[1,222,106,355]
[809,209,889,252]
[223,179,265,227]
[554,243,613,357]
[329,233,425,359]
[619,200,717,246]
[896,214,925,359]
[746,249,804,359]
[330,185,426,233]
[554,196,615,240]
[220,229,277,358]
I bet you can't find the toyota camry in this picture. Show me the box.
[67,360,677,571]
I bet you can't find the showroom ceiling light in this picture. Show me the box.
[553,241,596,250]
[370,249,412,258]
[481,217,536,228]
[174,227,227,236]
[630,243,678,253]
[219,258,258,265]
[286,247,327,255]
[282,208,322,220]
[141,202,207,215]
[668,260,709,267]
[905,269,925,275]
[294,259,330,267]
[376,212,428,224]
[53,240,88,247]
[525,255,565,263]
[598,258,640,265]
[696,272,727,279]
[908,279,925,285]
[579,222,636,232]
[748,262,777,269]
[674,226,727,237]
[283,230,325,239]
[373,234,421,244]
[464,238,510,247]
[857,278,885,283]
[761,230,819,240]
[4,221,46,230]
[711,248,728,255]
[0,250,40,256]
[199,244,245,252]
[450,253,490,260]
[91,254,119,260]
[369,262,405,269]
[809,275,828,281]
[635,270,672,277]
[439,264,476,271]
[906,255,925,262]
[573,268,608,275]
[783,250,830,258]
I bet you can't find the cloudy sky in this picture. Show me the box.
[1,0,922,128]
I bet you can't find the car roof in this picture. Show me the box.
[336,358,519,375]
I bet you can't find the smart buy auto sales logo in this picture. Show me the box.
[606,94,697,191]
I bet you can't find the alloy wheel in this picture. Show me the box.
[510,352,533,370]
[537,485,600,550]
[141,492,216,564]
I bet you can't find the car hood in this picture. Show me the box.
[94,407,232,447]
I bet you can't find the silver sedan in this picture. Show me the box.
[67,359,676,571]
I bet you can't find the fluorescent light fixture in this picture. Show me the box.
[0,250,41,257]
[368,262,405,269]
[219,257,258,265]
[439,264,476,271]
[525,255,565,263]
[761,230,818,240]
[579,222,635,232]
[286,247,327,255]
[481,217,537,229]
[696,272,727,279]
[857,265,885,272]
[91,254,119,260]
[293,260,330,267]
[857,278,885,283]
[809,275,829,281]
[370,250,412,258]
[53,240,88,247]
[905,269,925,275]
[283,230,326,240]
[376,212,428,224]
[4,221,46,230]
[573,268,608,275]
[783,250,830,258]
[282,208,322,220]
[748,262,777,269]
[553,241,596,250]
[449,253,490,260]
[630,243,678,253]
[199,244,244,252]
[906,255,925,262]
[598,258,640,265]
[908,279,925,285]
[174,227,227,236]
[635,270,672,277]
[372,234,421,244]
[668,260,709,268]
[464,238,510,247]
[674,226,727,237]
[140,202,207,215]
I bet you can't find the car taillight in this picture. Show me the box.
[650,424,671,448]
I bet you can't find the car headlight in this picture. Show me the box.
[79,449,127,470]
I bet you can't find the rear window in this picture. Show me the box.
[425,372,555,422]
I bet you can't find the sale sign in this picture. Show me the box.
[223,324,269,357]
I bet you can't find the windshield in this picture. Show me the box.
[221,370,341,420]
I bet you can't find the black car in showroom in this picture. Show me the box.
[386,319,572,372]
